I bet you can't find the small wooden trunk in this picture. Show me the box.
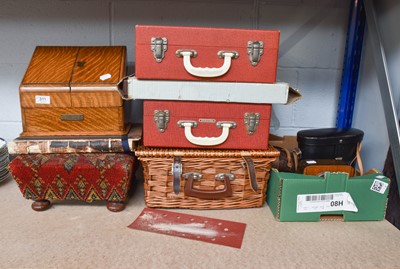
[19,46,127,137]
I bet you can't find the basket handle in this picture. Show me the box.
[176,50,239,78]
[178,120,236,146]
[183,172,234,199]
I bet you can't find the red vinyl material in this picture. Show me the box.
[135,25,280,83]
[143,100,271,150]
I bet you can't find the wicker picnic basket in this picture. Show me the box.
[135,145,279,209]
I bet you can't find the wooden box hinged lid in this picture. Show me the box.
[20,46,126,108]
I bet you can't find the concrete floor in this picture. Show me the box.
[1,173,400,269]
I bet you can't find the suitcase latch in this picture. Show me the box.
[151,37,168,63]
[247,41,264,66]
[154,110,169,132]
[244,113,260,135]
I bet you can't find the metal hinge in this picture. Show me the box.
[154,110,169,132]
[151,37,168,63]
[244,112,260,135]
[247,41,264,66]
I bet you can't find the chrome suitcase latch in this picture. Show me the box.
[244,113,260,135]
[247,41,264,66]
[151,37,168,63]
[154,110,169,132]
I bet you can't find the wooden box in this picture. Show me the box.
[19,46,127,137]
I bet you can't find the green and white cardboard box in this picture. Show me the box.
[267,169,390,222]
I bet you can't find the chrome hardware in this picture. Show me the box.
[244,113,260,135]
[247,41,264,66]
[217,50,239,59]
[215,173,235,181]
[177,120,198,128]
[151,37,167,63]
[216,121,237,129]
[154,110,169,132]
[183,172,203,180]
[176,49,198,58]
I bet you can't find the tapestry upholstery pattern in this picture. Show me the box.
[9,153,135,203]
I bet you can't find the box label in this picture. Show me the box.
[100,73,112,81]
[297,192,358,213]
[35,95,50,104]
[370,177,389,194]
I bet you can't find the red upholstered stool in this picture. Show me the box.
[9,153,135,212]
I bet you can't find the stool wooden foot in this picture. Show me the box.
[31,199,51,211]
[106,201,125,212]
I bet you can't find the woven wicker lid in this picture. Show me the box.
[135,145,280,158]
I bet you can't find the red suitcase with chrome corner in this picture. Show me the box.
[135,25,280,83]
[143,100,271,150]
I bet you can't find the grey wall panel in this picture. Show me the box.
[112,0,254,63]
[0,64,25,122]
[0,0,111,64]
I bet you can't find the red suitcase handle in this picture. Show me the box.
[176,50,239,78]
[177,120,236,146]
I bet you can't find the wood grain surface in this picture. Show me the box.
[71,91,123,107]
[21,46,78,87]
[20,107,126,136]
[19,46,127,136]
[71,46,125,85]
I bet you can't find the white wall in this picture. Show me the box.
[0,1,356,156]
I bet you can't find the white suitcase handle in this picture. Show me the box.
[177,120,236,146]
[176,50,239,78]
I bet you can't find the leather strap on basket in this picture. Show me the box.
[172,156,182,194]
[242,156,257,192]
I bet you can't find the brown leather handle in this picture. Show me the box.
[183,173,234,199]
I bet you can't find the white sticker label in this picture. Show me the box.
[370,179,389,194]
[306,160,317,164]
[35,95,50,104]
[100,73,112,81]
[297,192,358,213]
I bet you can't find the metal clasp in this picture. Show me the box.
[183,172,203,180]
[151,37,168,63]
[176,49,197,58]
[216,121,237,129]
[215,173,235,181]
[247,41,264,66]
[244,113,260,135]
[154,110,169,132]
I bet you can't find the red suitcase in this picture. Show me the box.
[143,100,271,150]
[135,25,280,83]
